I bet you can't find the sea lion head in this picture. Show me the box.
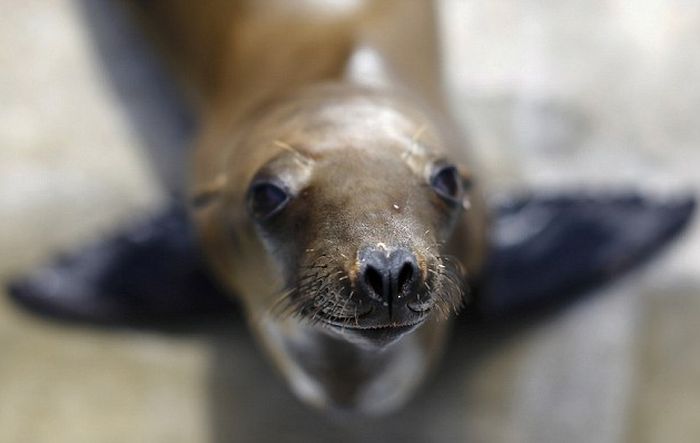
[193,85,484,348]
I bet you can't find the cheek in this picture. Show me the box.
[253,212,316,280]
[424,201,464,243]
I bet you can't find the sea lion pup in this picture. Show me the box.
[195,87,487,413]
[131,0,487,413]
[5,0,697,418]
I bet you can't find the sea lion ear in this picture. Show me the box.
[458,167,475,211]
[456,164,474,192]
[190,174,228,210]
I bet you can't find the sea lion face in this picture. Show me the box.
[228,90,473,347]
[254,155,466,346]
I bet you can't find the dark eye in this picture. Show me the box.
[247,181,290,220]
[430,164,463,203]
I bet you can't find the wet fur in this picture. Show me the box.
[4,0,696,419]
[130,0,487,413]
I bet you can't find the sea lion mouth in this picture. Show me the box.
[320,313,429,345]
[319,310,430,330]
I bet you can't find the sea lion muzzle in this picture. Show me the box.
[322,245,429,344]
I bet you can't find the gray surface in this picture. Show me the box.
[1,1,699,442]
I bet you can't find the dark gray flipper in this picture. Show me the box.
[7,203,235,325]
[5,193,696,326]
[476,193,696,319]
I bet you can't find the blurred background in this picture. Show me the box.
[1,0,699,442]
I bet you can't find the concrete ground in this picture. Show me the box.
[1,1,699,442]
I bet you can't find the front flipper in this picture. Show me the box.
[477,193,696,318]
[7,203,235,325]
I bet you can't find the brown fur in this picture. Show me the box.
[129,0,488,414]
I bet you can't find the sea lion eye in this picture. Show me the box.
[430,164,463,203]
[247,181,290,220]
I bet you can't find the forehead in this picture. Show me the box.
[297,101,419,151]
[255,94,445,162]
[314,148,419,188]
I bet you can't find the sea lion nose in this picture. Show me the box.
[357,247,420,317]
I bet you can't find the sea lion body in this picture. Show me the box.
[196,86,487,412]
[7,0,695,418]
[134,0,489,412]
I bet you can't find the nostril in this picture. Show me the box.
[397,262,414,293]
[364,265,384,299]
[358,247,420,312]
